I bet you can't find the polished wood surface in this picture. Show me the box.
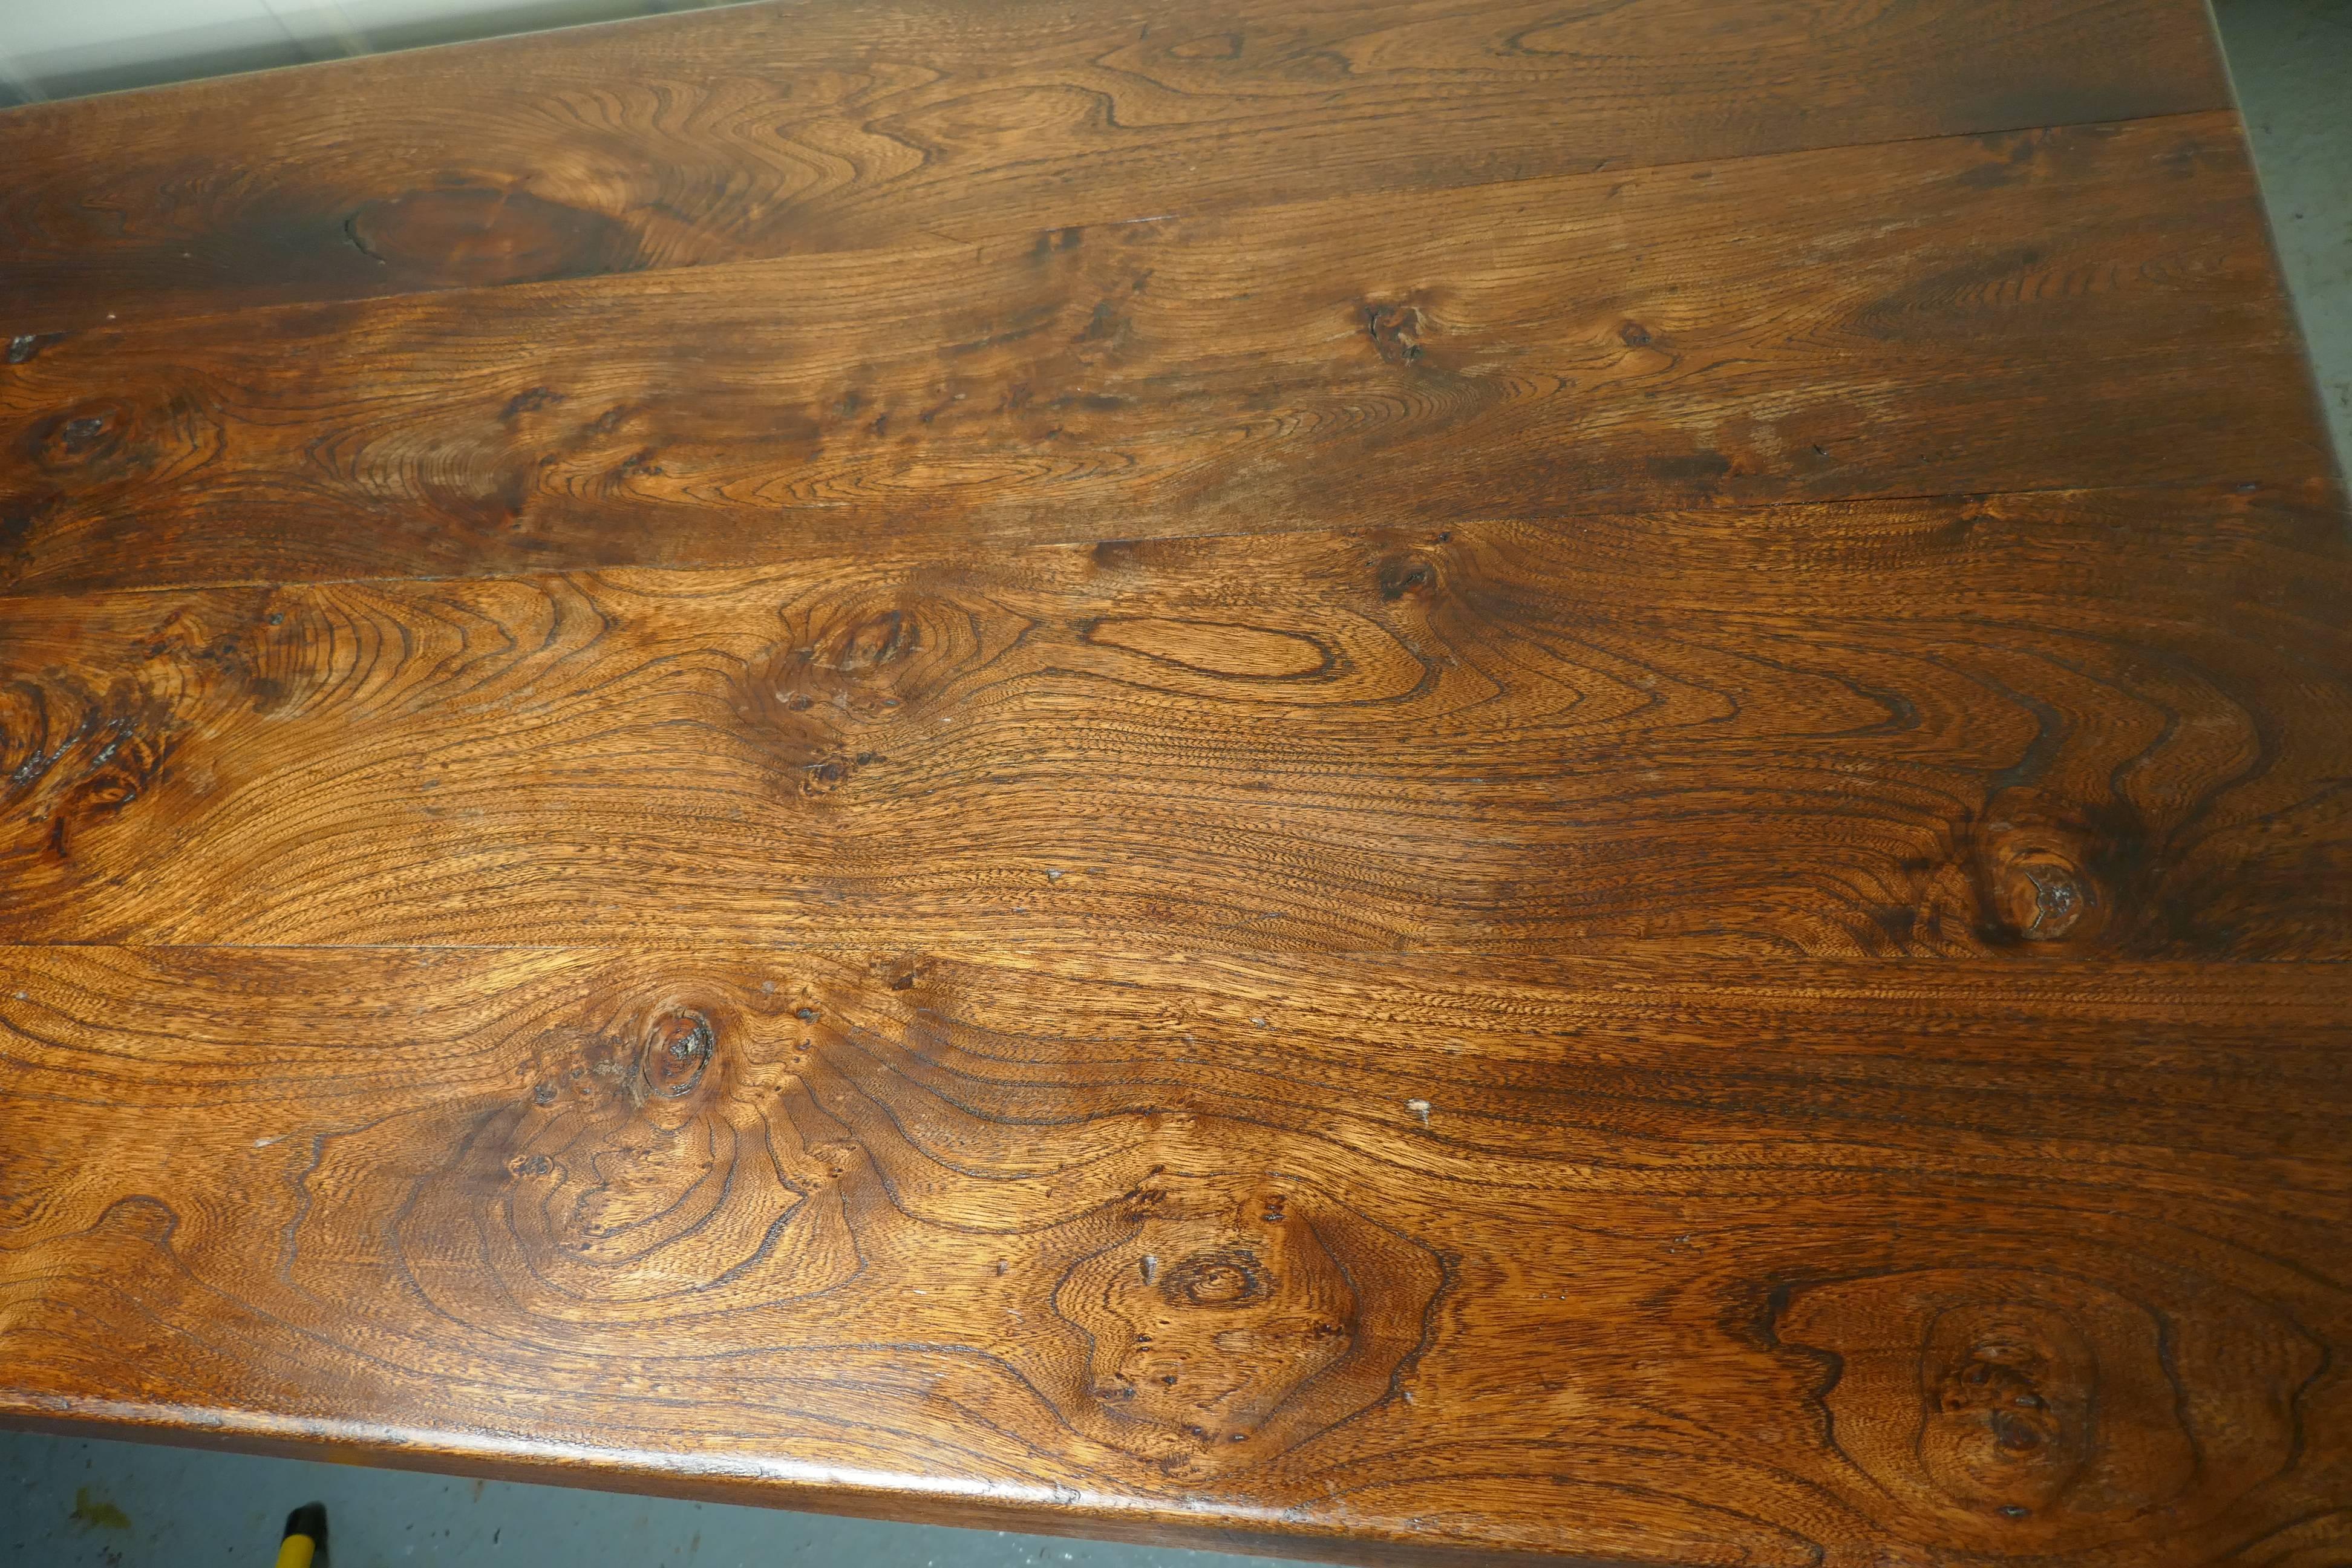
[4,116,2324,595]
[2,0,2348,1564]
[6,948,2350,1566]
[6,486,2350,955]
[0,0,2230,333]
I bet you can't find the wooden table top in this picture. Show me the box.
[3,1,2348,1563]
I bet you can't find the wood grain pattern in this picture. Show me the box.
[0,0,2232,334]
[3,944,2348,1565]
[6,0,2350,1560]
[4,486,2348,958]
[5,115,2331,597]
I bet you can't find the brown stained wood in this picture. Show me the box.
[4,486,2349,958]
[0,0,2233,335]
[2,944,2348,1565]
[4,0,2350,1559]
[2,114,2331,596]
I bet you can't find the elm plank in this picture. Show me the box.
[3,0,2347,1558]
[0,0,2232,335]
[4,488,2347,956]
[1,944,2347,1565]
[2,115,2330,596]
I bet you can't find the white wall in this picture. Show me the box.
[0,0,731,105]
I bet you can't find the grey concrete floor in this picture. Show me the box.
[4,4,2347,1564]
[2218,0,2352,472]
[1,1434,1311,1568]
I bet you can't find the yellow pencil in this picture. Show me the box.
[275,1504,327,1568]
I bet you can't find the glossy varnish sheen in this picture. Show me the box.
[3,947,2350,1563]
[2,0,2348,1564]
[4,490,2349,956]
[0,0,2232,332]
[0,116,2318,595]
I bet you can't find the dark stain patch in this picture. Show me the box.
[1618,321,1653,348]
[1859,246,2048,336]
[2159,136,2233,181]
[1080,301,1126,343]
[7,332,66,365]
[468,1006,838,1297]
[523,1025,648,1110]
[1958,157,2029,192]
[461,463,534,528]
[1161,1247,1273,1310]
[1081,616,1336,681]
[0,501,51,573]
[59,622,282,789]
[344,186,642,290]
[501,385,564,422]
[7,393,224,561]
[1093,539,1139,570]
[1921,1302,2096,1512]
[1959,128,2057,190]
[71,1488,130,1531]
[1984,681,2069,800]
[26,701,174,860]
[1166,31,1244,59]
[730,601,936,800]
[1964,121,2131,189]
[641,1010,716,1099]
[1928,511,1987,550]
[1647,452,1733,481]
[941,301,1060,358]
[1966,792,2154,950]
[21,402,131,471]
[1058,1166,1439,1476]
[1377,554,1436,601]
[343,212,385,263]
[837,610,913,671]
[1365,302,1423,365]
[2015,858,2089,939]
